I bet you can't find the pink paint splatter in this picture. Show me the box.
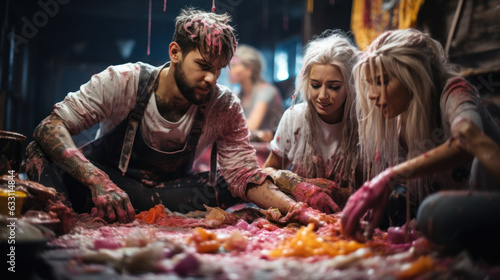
[374,149,381,163]
[164,0,167,12]
[290,95,296,109]
[108,67,114,80]
[62,148,90,163]
[25,156,45,181]
[211,0,216,12]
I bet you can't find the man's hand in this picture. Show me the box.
[341,168,394,240]
[89,177,135,223]
[291,182,340,214]
[32,115,135,223]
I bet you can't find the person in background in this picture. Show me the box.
[229,44,284,142]
[262,30,361,214]
[24,8,331,227]
[341,28,500,241]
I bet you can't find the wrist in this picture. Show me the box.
[273,170,304,193]
[375,167,397,191]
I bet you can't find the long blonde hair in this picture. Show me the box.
[293,30,360,188]
[354,28,460,200]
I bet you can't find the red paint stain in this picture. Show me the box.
[62,148,89,163]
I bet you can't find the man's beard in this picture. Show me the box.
[174,60,212,105]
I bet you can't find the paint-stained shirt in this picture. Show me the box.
[270,103,343,179]
[52,62,271,200]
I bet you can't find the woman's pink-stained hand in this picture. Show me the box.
[304,178,340,196]
[341,168,394,240]
[291,182,341,214]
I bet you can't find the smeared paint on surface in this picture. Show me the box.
[46,196,77,235]
[43,201,500,279]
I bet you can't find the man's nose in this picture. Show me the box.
[204,71,216,85]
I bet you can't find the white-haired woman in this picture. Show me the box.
[263,30,361,214]
[342,28,500,240]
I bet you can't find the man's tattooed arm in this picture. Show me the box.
[33,114,136,223]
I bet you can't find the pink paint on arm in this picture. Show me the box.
[62,148,90,163]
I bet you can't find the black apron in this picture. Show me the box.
[82,62,204,182]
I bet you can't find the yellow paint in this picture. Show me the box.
[0,189,27,217]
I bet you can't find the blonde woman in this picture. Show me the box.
[342,29,500,240]
[263,30,361,213]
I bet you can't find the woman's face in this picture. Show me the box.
[229,57,251,84]
[309,64,347,124]
[365,67,411,119]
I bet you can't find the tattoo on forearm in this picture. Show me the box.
[35,115,100,186]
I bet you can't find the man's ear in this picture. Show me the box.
[169,42,181,63]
